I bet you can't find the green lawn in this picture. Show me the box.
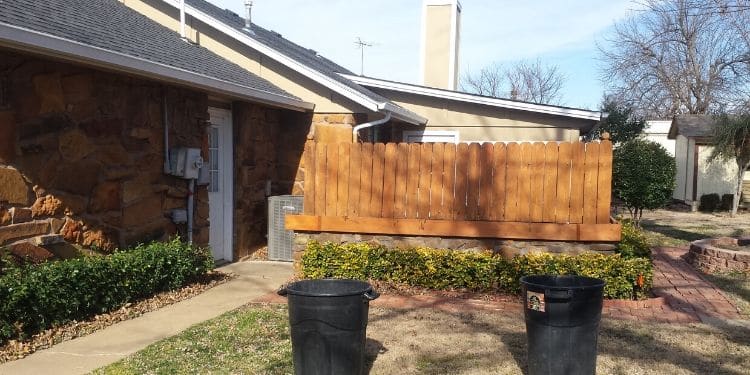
[94,303,750,375]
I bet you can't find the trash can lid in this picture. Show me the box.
[283,279,373,297]
[520,275,605,290]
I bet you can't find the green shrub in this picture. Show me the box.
[613,139,676,225]
[699,193,721,211]
[0,238,213,344]
[720,194,734,211]
[616,220,651,259]
[301,242,653,301]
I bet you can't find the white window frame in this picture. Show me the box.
[403,130,459,143]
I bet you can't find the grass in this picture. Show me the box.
[94,304,750,375]
[703,271,750,317]
[94,304,292,375]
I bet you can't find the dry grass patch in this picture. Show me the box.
[95,303,750,375]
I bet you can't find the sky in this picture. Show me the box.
[209,0,642,110]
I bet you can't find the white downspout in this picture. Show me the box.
[179,0,187,40]
[352,112,392,142]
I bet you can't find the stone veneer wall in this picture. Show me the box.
[686,237,750,273]
[232,104,311,259]
[0,49,209,253]
[292,232,617,262]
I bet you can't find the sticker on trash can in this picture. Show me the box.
[527,291,545,312]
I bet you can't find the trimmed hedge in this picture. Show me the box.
[0,238,213,344]
[301,242,653,300]
[616,220,651,259]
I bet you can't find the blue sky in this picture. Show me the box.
[209,0,641,110]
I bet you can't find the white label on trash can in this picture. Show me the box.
[527,291,545,312]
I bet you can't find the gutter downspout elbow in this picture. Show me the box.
[352,112,392,142]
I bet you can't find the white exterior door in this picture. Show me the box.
[207,108,233,262]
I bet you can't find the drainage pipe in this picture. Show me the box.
[163,93,171,174]
[179,0,186,40]
[187,178,195,244]
[351,112,391,142]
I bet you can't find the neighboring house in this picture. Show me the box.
[0,0,315,262]
[122,0,601,146]
[643,120,675,156]
[668,115,749,208]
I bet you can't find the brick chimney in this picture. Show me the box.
[420,0,461,90]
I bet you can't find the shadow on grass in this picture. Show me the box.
[640,220,714,243]
[364,338,386,374]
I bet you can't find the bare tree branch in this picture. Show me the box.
[599,0,750,117]
[461,59,566,105]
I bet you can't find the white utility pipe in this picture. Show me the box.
[351,112,391,142]
[179,0,186,39]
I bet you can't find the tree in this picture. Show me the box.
[708,113,750,216]
[461,59,566,105]
[586,97,646,145]
[613,139,676,225]
[599,0,750,117]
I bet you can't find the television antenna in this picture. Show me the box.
[354,37,376,76]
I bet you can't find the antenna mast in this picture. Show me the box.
[354,37,374,76]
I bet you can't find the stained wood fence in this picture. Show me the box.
[286,140,621,241]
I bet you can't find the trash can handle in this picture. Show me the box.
[546,289,573,300]
[363,289,380,301]
[277,286,288,296]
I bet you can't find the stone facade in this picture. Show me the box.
[231,104,311,259]
[292,232,617,262]
[0,49,209,252]
[686,237,750,273]
[310,113,368,144]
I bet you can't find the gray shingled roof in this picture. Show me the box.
[185,0,404,108]
[0,0,300,102]
[668,115,716,139]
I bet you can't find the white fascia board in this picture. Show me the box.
[344,74,602,121]
[160,0,425,124]
[0,23,314,112]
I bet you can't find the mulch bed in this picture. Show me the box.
[0,271,234,363]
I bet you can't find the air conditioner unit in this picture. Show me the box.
[267,195,303,262]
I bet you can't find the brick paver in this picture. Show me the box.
[258,247,743,324]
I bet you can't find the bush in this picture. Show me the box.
[616,220,651,259]
[721,194,735,211]
[0,238,213,344]
[301,242,653,301]
[613,139,676,225]
[699,193,721,211]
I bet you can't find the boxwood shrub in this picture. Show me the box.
[0,238,213,344]
[301,241,652,301]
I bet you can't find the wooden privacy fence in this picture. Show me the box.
[286,140,621,241]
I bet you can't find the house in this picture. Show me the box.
[643,120,675,156]
[668,115,749,208]
[0,0,316,262]
[122,0,601,146]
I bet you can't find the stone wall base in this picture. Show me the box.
[292,232,617,261]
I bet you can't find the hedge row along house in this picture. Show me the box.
[1,0,613,263]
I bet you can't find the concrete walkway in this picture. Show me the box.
[0,261,293,375]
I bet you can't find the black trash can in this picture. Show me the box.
[520,275,606,375]
[278,279,379,375]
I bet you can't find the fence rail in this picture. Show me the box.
[287,140,620,241]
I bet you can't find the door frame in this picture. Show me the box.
[208,107,234,262]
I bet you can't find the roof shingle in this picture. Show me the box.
[0,0,300,101]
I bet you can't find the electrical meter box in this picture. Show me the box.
[169,148,203,179]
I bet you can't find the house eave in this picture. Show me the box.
[343,74,602,122]
[160,0,424,124]
[0,22,314,112]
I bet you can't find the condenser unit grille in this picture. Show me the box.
[268,195,303,261]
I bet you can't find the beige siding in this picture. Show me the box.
[423,5,452,89]
[378,89,588,142]
[697,145,740,198]
[674,135,690,201]
[123,0,367,113]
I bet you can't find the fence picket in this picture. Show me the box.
[302,140,612,225]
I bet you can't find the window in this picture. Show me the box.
[208,126,219,193]
[402,130,459,143]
